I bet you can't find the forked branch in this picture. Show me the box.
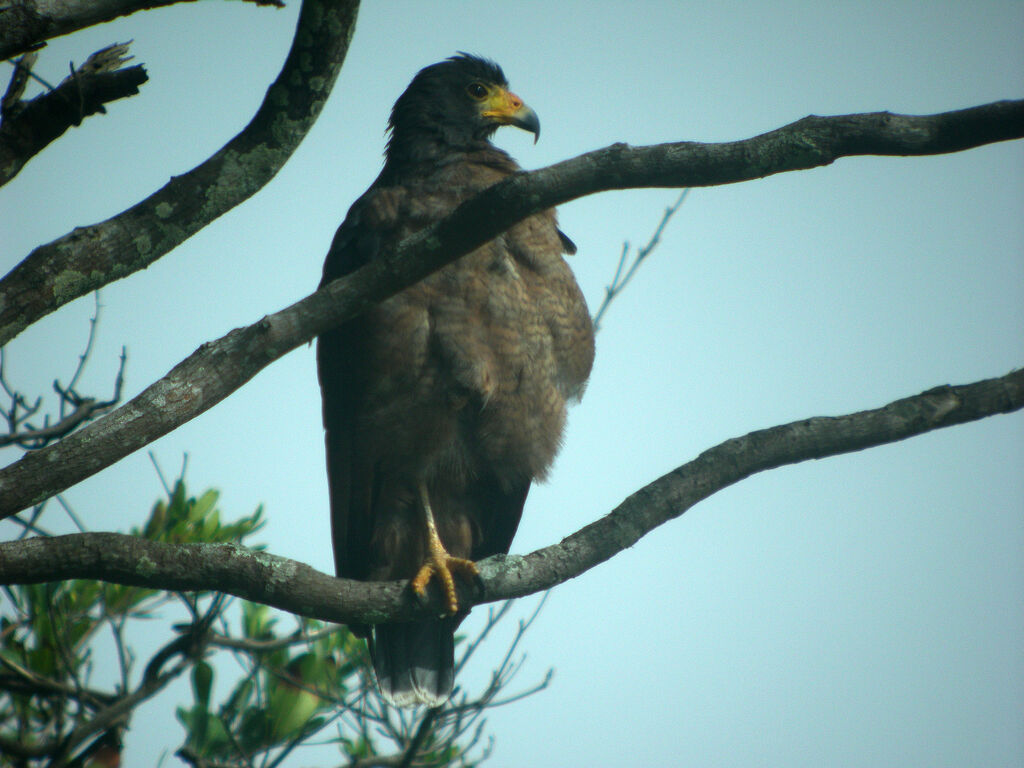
[0,0,359,347]
[1,367,1020,621]
[0,43,148,186]
[0,99,1020,515]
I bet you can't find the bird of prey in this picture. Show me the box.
[317,54,594,708]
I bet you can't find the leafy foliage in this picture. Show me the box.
[0,478,542,767]
[176,602,365,761]
[0,480,262,764]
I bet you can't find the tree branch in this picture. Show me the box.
[591,188,690,331]
[0,42,147,186]
[1,368,1020,623]
[0,347,126,449]
[0,0,359,347]
[0,99,1021,515]
[0,0,283,62]
[1,52,38,111]
[0,600,223,766]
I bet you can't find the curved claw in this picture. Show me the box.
[412,480,480,615]
[411,554,479,615]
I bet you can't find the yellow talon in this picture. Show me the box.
[411,554,479,615]
[412,481,479,615]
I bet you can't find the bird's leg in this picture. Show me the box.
[409,480,480,615]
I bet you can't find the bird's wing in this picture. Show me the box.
[317,184,404,588]
[467,475,531,560]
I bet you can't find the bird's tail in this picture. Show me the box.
[371,618,455,708]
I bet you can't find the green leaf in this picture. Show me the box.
[219,676,255,729]
[191,489,219,522]
[139,499,167,539]
[263,653,335,743]
[192,660,213,709]
[200,509,220,540]
[242,601,274,639]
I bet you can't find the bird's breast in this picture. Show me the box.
[355,230,592,486]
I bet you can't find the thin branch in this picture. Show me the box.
[148,450,176,497]
[0,0,282,62]
[479,668,553,709]
[2,53,39,113]
[176,746,253,768]
[1,99,1020,513]
[396,706,439,768]
[207,625,337,652]
[62,291,102,408]
[6,508,54,538]
[347,756,404,768]
[0,347,43,435]
[48,597,224,767]
[0,0,360,347]
[0,347,126,449]
[54,494,86,533]
[0,607,216,763]
[453,601,516,676]
[1,367,1020,624]
[353,600,545,768]
[428,595,552,764]
[592,188,689,331]
[0,657,117,708]
[0,292,123,449]
[0,42,148,186]
[104,610,131,696]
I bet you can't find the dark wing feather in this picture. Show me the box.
[557,228,577,256]
[317,185,393,635]
[469,476,530,561]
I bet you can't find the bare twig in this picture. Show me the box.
[0,0,236,61]
[349,598,549,768]
[0,347,43,433]
[7,503,54,538]
[0,42,148,186]
[0,347,126,450]
[62,292,102,413]
[396,706,440,768]
[54,494,87,533]
[454,600,516,675]
[208,625,339,652]
[176,746,252,768]
[592,188,690,331]
[0,293,127,450]
[53,597,225,767]
[2,53,40,114]
[0,654,116,708]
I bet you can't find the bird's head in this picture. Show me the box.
[386,53,540,161]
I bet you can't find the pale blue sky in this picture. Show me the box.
[1,1,1022,766]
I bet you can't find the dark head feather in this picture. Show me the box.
[385,53,512,162]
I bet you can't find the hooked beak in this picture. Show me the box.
[481,87,540,143]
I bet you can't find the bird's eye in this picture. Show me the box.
[466,82,488,100]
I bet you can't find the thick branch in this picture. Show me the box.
[0,100,1021,515]
[0,43,148,186]
[1,368,1020,623]
[0,0,282,62]
[0,0,359,346]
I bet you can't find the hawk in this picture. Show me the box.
[317,54,594,707]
